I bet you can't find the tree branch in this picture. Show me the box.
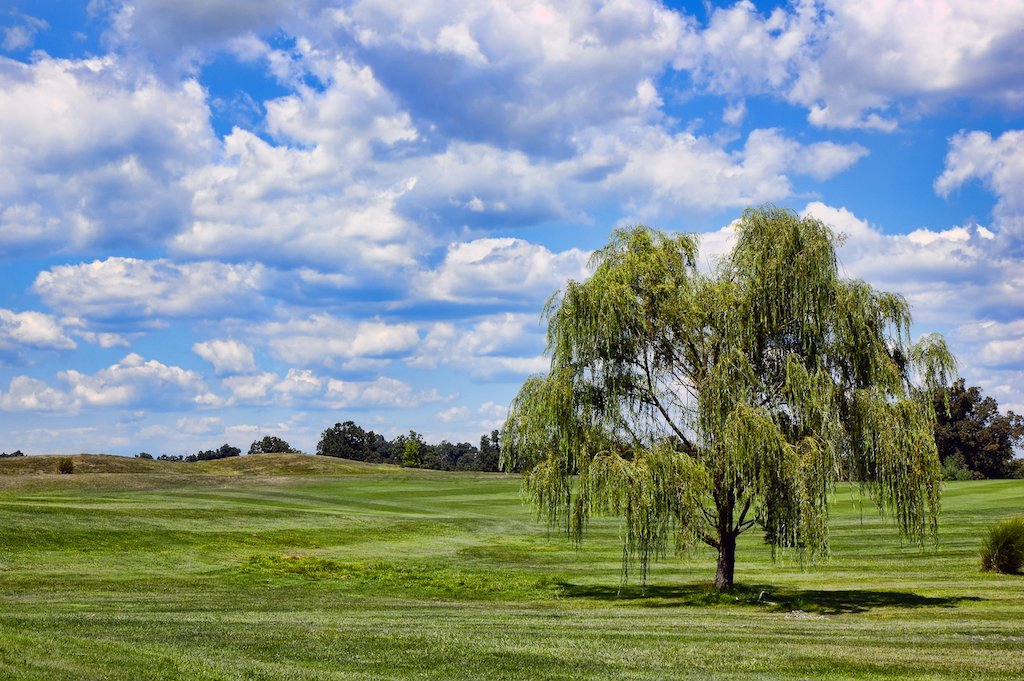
[641,352,697,455]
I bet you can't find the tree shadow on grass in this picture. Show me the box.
[556,582,982,614]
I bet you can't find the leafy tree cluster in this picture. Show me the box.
[0,450,25,457]
[248,436,298,455]
[933,380,1024,479]
[151,444,242,463]
[316,421,504,472]
[503,207,956,591]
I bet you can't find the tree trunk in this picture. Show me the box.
[714,531,737,591]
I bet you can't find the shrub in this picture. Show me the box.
[980,517,1024,574]
[57,457,74,474]
[942,454,977,481]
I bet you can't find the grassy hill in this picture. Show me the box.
[0,465,1021,679]
[0,452,389,477]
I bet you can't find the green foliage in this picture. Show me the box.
[318,421,382,461]
[934,380,1024,479]
[317,420,501,471]
[941,454,979,481]
[248,435,298,455]
[402,432,423,467]
[504,205,956,589]
[186,444,240,462]
[56,457,74,474]
[980,517,1024,574]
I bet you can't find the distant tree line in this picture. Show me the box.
[0,450,25,457]
[316,421,505,472]
[934,380,1024,480]
[138,443,243,463]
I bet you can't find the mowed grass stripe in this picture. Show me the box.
[0,458,1022,679]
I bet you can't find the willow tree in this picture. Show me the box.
[502,206,956,591]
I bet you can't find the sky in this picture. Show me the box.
[0,0,1022,456]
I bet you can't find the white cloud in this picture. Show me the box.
[0,309,76,356]
[0,376,74,411]
[935,129,1024,248]
[102,0,291,70]
[325,376,445,409]
[802,201,1015,323]
[409,313,547,378]
[261,315,420,367]
[59,354,211,409]
[1,13,47,52]
[175,416,224,435]
[2,26,34,51]
[605,127,866,213]
[0,54,214,254]
[438,406,470,423]
[222,372,278,405]
[264,55,417,152]
[336,0,689,154]
[421,238,591,303]
[681,1,1024,130]
[172,129,422,271]
[193,339,257,375]
[722,99,746,126]
[0,353,212,412]
[34,258,267,326]
[220,368,326,405]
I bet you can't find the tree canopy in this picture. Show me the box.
[502,206,957,590]
[248,436,298,455]
[933,380,1024,479]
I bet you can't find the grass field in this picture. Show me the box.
[1,454,1022,680]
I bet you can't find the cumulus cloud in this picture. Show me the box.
[264,54,417,153]
[335,0,689,155]
[801,201,1020,323]
[0,376,74,411]
[0,354,213,412]
[935,129,1024,251]
[101,0,292,70]
[409,313,547,379]
[260,315,420,368]
[438,400,506,430]
[59,354,211,409]
[0,54,214,254]
[172,129,422,272]
[193,339,257,375]
[420,238,590,303]
[175,415,224,435]
[605,127,867,213]
[0,309,76,359]
[681,0,1024,130]
[33,258,267,327]
[325,376,445,409]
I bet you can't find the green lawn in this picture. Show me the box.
[1,455,1022,679]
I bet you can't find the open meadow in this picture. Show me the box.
[1,454,1022,680]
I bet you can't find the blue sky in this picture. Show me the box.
[0,0,1022,456]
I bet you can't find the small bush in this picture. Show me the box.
[942,454,979,481]
[57,457,74,474]
[980,517,1024,574]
